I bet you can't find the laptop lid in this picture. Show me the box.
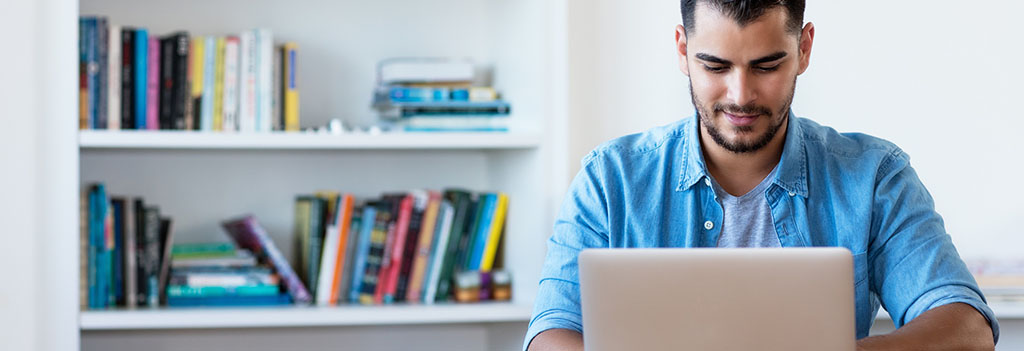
[579,247,855,351]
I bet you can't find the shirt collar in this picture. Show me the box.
[676,110,808,197]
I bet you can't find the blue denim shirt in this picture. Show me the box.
[525,113,999,349]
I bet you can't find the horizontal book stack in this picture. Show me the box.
[166,243,290,307]
[78,16,300,133]
[372,58,511,132]
[80,183,175,309]
[294,189,511,306]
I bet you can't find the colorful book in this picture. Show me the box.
[212,37,225,131]
[381,194,416,303]
[189,37,204,130]
[435,190,472,302]
[222,215,311,304]
[146,35,159,130]
[327,194,355,304]
[467,194,497,271]
[360,201,392,304]
[423,200,454,303]
[166,285,280,297]
[407,191,441,302]
[134,28,147,129]
[348,205,376,302]
[282,42,300,131]
[336,208,362,304]
[479,193,508,271]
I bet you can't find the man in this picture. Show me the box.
[525,1,999,350]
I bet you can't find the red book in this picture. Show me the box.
[380,194,414,303]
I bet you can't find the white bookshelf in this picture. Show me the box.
[80,303,533,330]
[79,130,543,150]
[75,0,569,350]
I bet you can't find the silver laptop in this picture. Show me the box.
[579,248,855,351]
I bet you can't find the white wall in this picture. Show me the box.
[0,0,79,350]
[566,0,1024,260]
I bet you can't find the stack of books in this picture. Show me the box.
[166,243,289,307]
[372,58,511,132]
[80,183,175,309]
[293,189,510,306]
[77,16,300,133]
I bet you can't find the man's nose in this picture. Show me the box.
[725,70,757,107]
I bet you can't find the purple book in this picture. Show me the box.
[146,36,160,130]
[222,215,311,304]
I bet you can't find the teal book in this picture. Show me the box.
[467,193,496,271]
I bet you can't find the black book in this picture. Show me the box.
[120,28,135,129]
[156,218,174,305]
[158,37,174,129]
[435,189,472,301]
[170,33,190,130]
[133,198,146,304]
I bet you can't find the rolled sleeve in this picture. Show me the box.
[869,149,1000,344]
[524,154,610,351]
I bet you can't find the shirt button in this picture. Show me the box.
[788,191,796,197]
[704,221,714,230]
[704,178,712,187]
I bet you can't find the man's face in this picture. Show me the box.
[677,4,813,154]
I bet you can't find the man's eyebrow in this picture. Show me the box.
[750,51,787,65]
[694,51,788,66]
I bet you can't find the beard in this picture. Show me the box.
[690,78,795,154]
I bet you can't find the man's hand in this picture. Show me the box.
[527,328,583,351]
[857,303,994,351]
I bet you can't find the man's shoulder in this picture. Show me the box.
[581,118,691,168]
[795,117,910,171]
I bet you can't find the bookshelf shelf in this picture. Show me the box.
[78,130,543,150]
[79,302,533,330]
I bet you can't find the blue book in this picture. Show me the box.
[348,206,376,303]
[167,293,292,307]
[467,194,496,271]
[111,199,124,305]
[83,18,98,129]
[87,187,98,308]
[134,28,148,129]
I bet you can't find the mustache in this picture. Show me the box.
[713,103,772,116]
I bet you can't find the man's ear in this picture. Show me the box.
[797,22,815,75]
[675,24,690,76]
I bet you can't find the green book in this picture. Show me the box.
[171,242,236,259]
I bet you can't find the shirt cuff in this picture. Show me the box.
[903,284,1000,344]
[523,310,583,351]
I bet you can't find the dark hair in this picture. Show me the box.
[681,0,805,37]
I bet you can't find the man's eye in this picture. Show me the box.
[756,65,781,72]
[703,65,727,73]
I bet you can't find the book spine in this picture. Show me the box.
[123,197,137,307]
[167,285,280,297]
[457,195,482,272]
[273,44,282,131]
[282,43,300,131]
[238,31,256,132]
[157,218,174,305]
[143,207,161,307]
[348,206,375,303]
[480,193,508,272]
[110,198,124,306]
[359,206,390,304]
[468,194,497,271]
[336,208,361,304]
[86,186,99,308]
[212,37,225,131]
[328,194,354,304]
[84,18,98,129]
[222,215,311,303]
[96,18,108,129]
[158,37,174,129]
[257,29,273,132]
[407,192,441,302]
[107,24,121,130]
[134,28,147,129]
[133,199,146,305]
[307,198,324,297]
[423,200,454,303]
[167,293,291,307]
[79,190,88,308]
[315,221,339,305]
[200,36,215,131]
[172,33,190,130]
[104,195,114,307]
[146,36,160,130]
[383,195,415,303]
[189,37,204,130]
[222,37,240,132]
[78,18,87,129]
[120,28,134,129]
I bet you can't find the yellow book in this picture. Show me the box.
[212,37,225,131]
[479,193,509,272]
[282,42,300,131]
[190,37,204,101]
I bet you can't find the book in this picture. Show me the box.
[107,23,121,130]
[167,293,291,307]
[281,42,300,131]
[166,32,190,130]
[467,194,497,271]
[146,35,160,130]
[335,207,361,304]
[200,36,215,130]
[171,242,236,259]
[292,196,312,288]
[110,197,125,305]
[423,200,454,303]
[166,285,280,298]
[407,191,441,302]
[134,28,148,129]
[157,218,175,304]
[222,215,311,304]
[358,202,391,305]
[378,58,474,84]
[382,194,417,303]
[158,36,174,129]
[213,37,225,131]
[256,29,274,132]
[458,194,484,271]
[480,193,508,271]
[327,194,355,304]
[120,28,135,129]
[435,190,472,302]
[79,189,88,308]
[189,37,204,130]
[141,206,161,307]
[348,205,376,303]
[222,37,240,132]
[123,197,137,307]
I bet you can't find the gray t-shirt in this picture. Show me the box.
[710,164,782,248]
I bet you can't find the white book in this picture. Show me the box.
[315,224,340,305]
[107,24,121,130]
[238,31,257,132]
[221,37,240,132]
[380,58,474,84]
[423,201,454,304]
[256,28,274,132]
[201,36,216,131]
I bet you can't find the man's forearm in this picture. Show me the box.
[528,328,583,351]
[857,303,994,351]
